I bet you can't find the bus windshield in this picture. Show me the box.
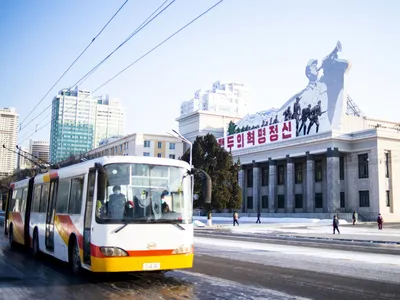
[95,163,192,224]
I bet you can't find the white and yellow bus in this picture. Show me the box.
[4,156,210,274]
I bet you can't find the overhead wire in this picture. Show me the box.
[19,0,130,129]
[18,0,174,136]
[17,0,225,148]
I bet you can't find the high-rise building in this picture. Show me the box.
[179,81,249,117]
[94,96,124,148]
[17,147,31,170]
[29,140,50,165]
[176,81,249,146]
[50,87,124,163]
[0,107,19,178]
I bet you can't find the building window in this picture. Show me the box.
[143,152,150,156]
[158,142,162,149]
[339,156,344,180]
[359,190,370,207]
[340,192,345,208]
[295,163,302,184]
[385,151,390,178]
[261,167,269,186]
[358,154,369,178]
[277,165,284,185]
[247,168,253,188]
[261,195,268,208]
[144,140,150,147]
[277,195,285,209]
[169,154,175,159]
[157,153,162,158]
[386,190,390,207]
[315,160,322,182]
[295,194,303,209]
[247,196,253,209]
[169,143,176,150]
[315,193,323,208]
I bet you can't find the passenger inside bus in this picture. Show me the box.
[107,185,127,219]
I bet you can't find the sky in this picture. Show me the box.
[1,0,399,148]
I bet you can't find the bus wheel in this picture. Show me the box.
[32,230,40,258]
[70,239,82,275]
[9,225,15,249]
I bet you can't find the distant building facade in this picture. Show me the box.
[29,140,50,165]
[0,108,19,178]
[86,133,184,159]
[50,87,124,163]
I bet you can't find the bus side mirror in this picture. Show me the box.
[96,163,107,201]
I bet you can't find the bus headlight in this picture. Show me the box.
[172,244,193,254]
[100,247,128,257]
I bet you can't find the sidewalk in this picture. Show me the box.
[195,222,400,245]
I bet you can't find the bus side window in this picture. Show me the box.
[32,185,41,212]
[39,183,49,213]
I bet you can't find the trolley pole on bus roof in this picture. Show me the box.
[168,130,193,169]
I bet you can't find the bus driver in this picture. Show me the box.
[107,185,127,219]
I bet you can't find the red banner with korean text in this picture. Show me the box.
[217,119,296,151]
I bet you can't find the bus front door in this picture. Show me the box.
[83,168,95,265]
[45,180,58,251]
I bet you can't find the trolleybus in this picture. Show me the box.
[4,156,210,274]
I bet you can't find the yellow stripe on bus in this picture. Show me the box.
[90,254,194,273]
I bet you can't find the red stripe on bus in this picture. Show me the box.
[56,214,84,249]
[90,244,174,258]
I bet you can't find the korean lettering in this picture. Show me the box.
[227,135,235,150]
[269,125,279,142]
[257,128,267,144]
[247,130,255,145]
[237,133,245,148]
[282,121,292,139]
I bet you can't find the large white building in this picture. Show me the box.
[179,81,249,117]
[216,41,400,222]
[0,108,19,178]
[29,140,50,165]
[94,96,124,148]
[85,133,184,160]
[50,87,124,163]
[177,81,249,147]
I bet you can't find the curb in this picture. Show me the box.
[194,228,400,246]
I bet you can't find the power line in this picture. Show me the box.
[19,0,129,129]
[18,0,225,147]
[18,0,174,136]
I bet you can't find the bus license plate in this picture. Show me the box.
[143,263,160,270]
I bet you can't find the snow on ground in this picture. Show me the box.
[194,236,400,284]
[175,270,310,300]
[194,216,326,223]
[193,220,206,227]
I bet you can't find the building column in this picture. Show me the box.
[252,161,261,213]
[286,155,295,213]
[326,147,340,213]
[306,152,315,212]
[268,158,277,212]
[239,166,246,213]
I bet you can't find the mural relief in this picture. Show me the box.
[218,41,351,151]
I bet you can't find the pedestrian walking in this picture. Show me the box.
[377,213,384,230]
[233,211,239,226]
[333,215,340,234]
[352,211,358,225]
[256,212,261,224]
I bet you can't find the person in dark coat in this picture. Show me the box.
[377,213,384,230]
[352,211,358,225]
[333,215,340,234]
[256,212,261,223]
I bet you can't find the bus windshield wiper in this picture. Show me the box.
[113,223,128,233]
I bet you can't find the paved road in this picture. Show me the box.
[1,231,400,299]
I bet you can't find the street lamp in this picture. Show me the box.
[167,129,193,169]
